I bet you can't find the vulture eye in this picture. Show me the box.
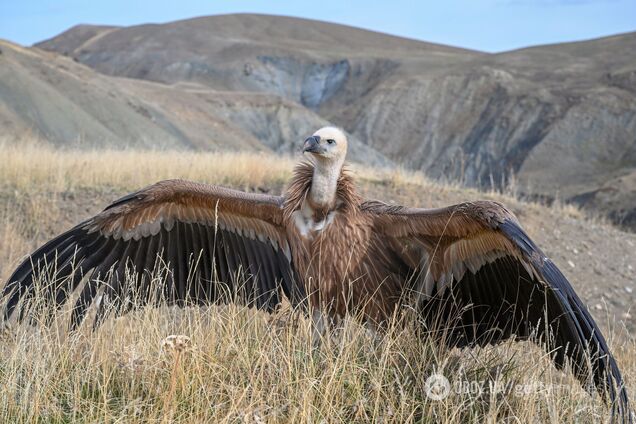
[327,139,336,144]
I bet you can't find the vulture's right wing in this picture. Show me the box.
[363,199,631,421]
[2,179,304,328]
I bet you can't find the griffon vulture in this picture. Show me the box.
[1,127,631,419]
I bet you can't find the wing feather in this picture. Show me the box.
[2,179,304,328]
[363,199,631,420]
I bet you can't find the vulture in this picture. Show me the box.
[1,127,631,420]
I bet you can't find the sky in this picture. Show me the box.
[0,0,635,52]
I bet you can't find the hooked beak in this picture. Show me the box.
[303,135,325,154]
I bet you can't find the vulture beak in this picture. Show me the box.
[303,136,325,154]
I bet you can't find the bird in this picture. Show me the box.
[1,126,631,420]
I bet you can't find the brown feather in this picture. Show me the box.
[88,179,289,251]
[282,162,401,321]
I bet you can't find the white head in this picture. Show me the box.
[301,127,348,209]
[302,127,348,164]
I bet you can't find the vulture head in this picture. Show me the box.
[303,127,348,164]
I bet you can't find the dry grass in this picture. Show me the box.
[0,142,590,229]
[0,145,633,422]
[0,283,633,423]
[0,143,295,193]
[0,142,591,207]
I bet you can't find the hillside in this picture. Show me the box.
[0,39,388,164]
[4,14,636,230]
[347,32,636,228]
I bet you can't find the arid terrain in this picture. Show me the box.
[0,13,634,422]
[0,145,634,422]
[1,14,635,230]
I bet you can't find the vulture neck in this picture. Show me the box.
[309,158,344,210]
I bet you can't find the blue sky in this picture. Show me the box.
[1,0,634,52]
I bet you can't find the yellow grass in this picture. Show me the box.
[1,292,632,423]
[0,145,633,422]
[0,144,295,192]
[0,142,584,209]
[0,142,457,196]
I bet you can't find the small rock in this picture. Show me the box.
[572,248,579,254]
[243,63,253,76]
[594,304,603,311]
[567,260,576,268]
[625,286,633,294]
[161,335,192,354]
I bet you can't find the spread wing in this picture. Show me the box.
[2,179,304,328]
[363,199,630,419]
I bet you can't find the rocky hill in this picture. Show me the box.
[0,39,388,164]
[3,14,635,229]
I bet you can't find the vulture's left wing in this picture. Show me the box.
[362,199,630,419]
[2,179,304,328]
